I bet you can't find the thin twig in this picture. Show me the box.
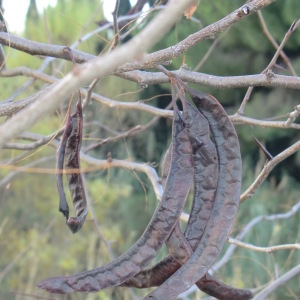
[212,201,300,273]
[84,108,167,153]
[284,104,300,127]
[257,11,297,76]
[238,19,299,114]
[264,20,299,72]
[193,28,230,72]
[240,140,300,202]
[228,238,300,253]
[231,113,300,129]
[110,0,120,51]
[253,264,300,299]
[0,0,274,73]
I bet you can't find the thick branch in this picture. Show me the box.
[0,0,195,148]
[0,0,275,74]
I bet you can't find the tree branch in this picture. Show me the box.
[241,140,300,202]
[228,238,300,253]
[0,0,196,148]
[253,264,300,299]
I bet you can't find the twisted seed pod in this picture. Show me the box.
[56,99,87,234]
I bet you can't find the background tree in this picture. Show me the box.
[0,0,299,299]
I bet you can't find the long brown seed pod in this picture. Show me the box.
[122,95,251,299]
[64,99,88,233]
[56,97,88,234]
[38,111,194,294]
[144,87,243,300]
[167,100,251,299]
[57,110,73,220]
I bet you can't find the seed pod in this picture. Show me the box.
[56,99,88,234]
[144,87,243,300]
[38,111,193,294]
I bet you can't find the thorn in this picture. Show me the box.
[253,136,273,160]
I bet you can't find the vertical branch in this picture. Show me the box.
[257,11,297,76]
[238,19,299,114]
[110,0,120,51]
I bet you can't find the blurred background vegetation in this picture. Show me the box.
[0,0,299,299]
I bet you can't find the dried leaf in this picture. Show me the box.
[184,0,200,19]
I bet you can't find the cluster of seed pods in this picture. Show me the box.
[39,78,252,299]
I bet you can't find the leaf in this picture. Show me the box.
[184,0,200,19]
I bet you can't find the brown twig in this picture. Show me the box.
[238,19,299,114]
[110,0,120,51]
[257,11,297,76]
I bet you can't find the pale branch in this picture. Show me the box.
[2,64,300,92]
[240,140,300,202]
[0,11,147,103]
[84,114,162,153]
[118,69,300,89]
[2,130,63,150]
[179,201,300,299]
[0,0,196,148]
[0,85,54,117]
[0,0,275,74]
[253,264,300,299]
[212,201,300,273]
[88,90,173,117]
[230,113,300,129]
[0,32,95,63]
[0,13,147,65]
[117,0,276,72]
[81,152,189,222]
[81,152,163,201]
[228,238,300,253]
[284,104,300,127]
[0,66,57,82]
[0,130,167,217]
[82,77,100,108]
[0,66,174,118]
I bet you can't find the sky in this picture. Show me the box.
[2,0,57,33]
[2,0,137,33]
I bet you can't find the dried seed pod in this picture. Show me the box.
[64,100,88,233]
[145,87,243,300]
[38,111,193,294]
[56,99,88,234]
